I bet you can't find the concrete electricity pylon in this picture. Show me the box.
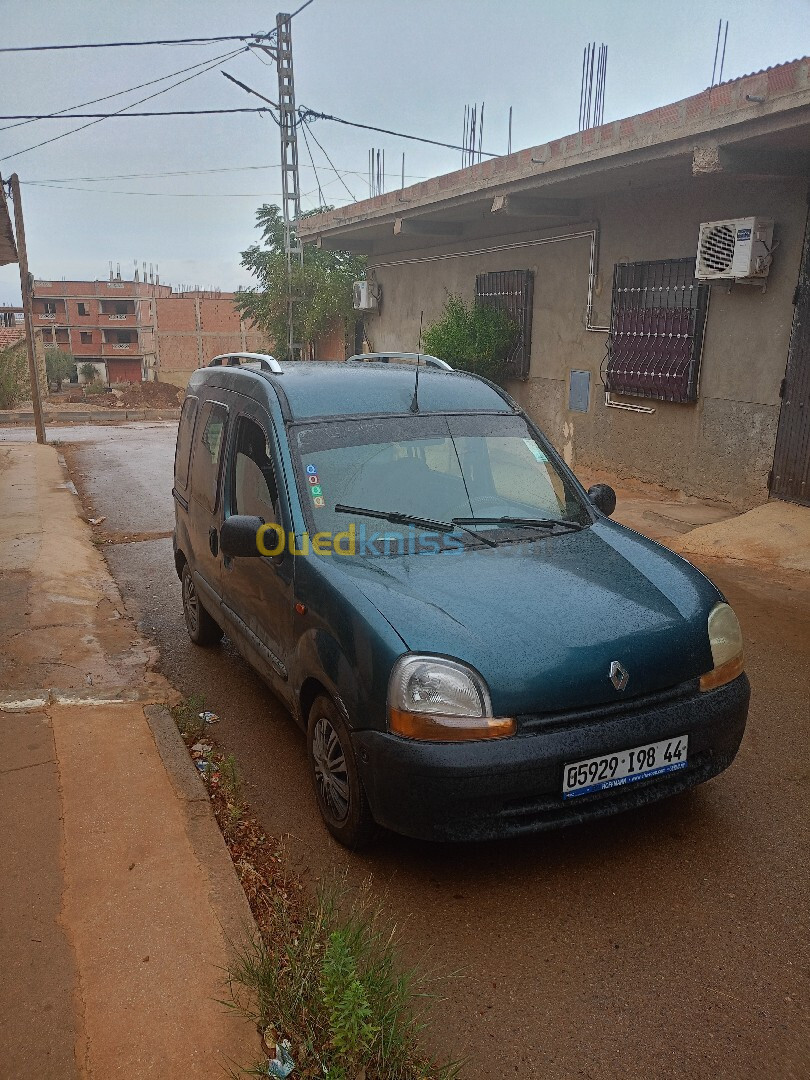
[274,12,304,360]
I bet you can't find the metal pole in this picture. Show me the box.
[718,21,729,84]
[8,174,45,444]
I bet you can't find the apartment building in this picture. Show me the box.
[31,277,267,386]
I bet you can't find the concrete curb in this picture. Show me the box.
[0,687,169,711]
[143,704,259,948]
[0,408,181,424]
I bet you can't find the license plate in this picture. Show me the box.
[562,735,689,799]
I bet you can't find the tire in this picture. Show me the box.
[181,563,223,646]
[307,694,378,848]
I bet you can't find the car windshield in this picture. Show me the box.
[293,413,591,549]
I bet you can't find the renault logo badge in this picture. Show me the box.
[609,660,629,691]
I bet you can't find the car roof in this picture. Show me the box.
[190,360,514,421]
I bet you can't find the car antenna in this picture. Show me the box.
[410,310,424,414]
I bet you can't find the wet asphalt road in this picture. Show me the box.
[14,422,808,1079]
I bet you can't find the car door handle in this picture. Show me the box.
[208,527,219,557]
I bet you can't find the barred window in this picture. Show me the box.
[475,269,534,380]
[605,259,709,403]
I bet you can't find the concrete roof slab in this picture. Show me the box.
[300,56,810,251]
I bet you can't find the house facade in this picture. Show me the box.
[301,59,810,509]
[31,278,266,387]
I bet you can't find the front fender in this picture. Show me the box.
[292,556,407,732]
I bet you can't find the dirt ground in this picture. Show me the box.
[60,381,184,410]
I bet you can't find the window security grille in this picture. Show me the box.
[475,270,534,380]
[605,259,709,403]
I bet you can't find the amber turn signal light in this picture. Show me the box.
[389,708,516,742]
[699,653,744,692]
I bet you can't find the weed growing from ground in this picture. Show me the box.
[171,694,208,741]
[227,883,460,1079]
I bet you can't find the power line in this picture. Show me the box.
[298,106,499,158]
[0,33,274,54]
[289,0,317,19]
[0,45,249,163]
[19,177,335,201]
[24,164,428,183]
[301,119,357,203]
[0,49,252,134]
[1,108,269,119]
[219,70,499,163]
[21,183,287,197]
[299,120,325,205]
[0,4,315,54]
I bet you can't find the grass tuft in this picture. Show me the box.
[171,693,209,741]
[227,882,460,1079]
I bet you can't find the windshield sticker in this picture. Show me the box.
[523,438,548,462]
[310,485,323,496]
[307,474,320,486]
[305,464,317,475]
[313,496,325,508]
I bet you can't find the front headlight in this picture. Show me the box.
[388,655,515,741]
[700,602,744,691]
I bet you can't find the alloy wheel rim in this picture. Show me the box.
[183,571,199,634]
[312,716,350,823]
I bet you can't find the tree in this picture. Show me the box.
[80,362,98,383]
[422,295,517,383]
[45,350,76,391]
[236,204,366,359]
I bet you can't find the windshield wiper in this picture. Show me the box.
[452,515,586,534]
[334,503,498,547]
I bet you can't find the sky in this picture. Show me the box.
[1,0,808,304]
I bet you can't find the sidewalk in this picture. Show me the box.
[0,443,257,1077]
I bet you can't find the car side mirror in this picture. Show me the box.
[587,483,616,517]
[220,515,264,558]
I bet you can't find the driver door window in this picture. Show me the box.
[230,416,279,524]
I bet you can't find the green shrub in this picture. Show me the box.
[80,362,98,383]
[422,294,517,383]
[84,381,105,396]
[0,342,29,409]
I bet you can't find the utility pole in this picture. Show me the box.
[8,174,45,444]
[275,12,304,360]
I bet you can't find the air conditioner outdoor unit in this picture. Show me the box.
[696,216,774,281]
[353,280,379,312]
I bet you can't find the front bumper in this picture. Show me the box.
[352,674,750,841]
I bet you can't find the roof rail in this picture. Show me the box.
[208,351,283,374]
[346,352,453,371]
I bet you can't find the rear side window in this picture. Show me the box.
[174,396,198,490]
[191,402,228,511]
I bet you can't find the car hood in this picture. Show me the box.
[331,521,720,715]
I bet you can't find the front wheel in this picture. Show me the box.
[181,563,223,646]
[307,695,377,848]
